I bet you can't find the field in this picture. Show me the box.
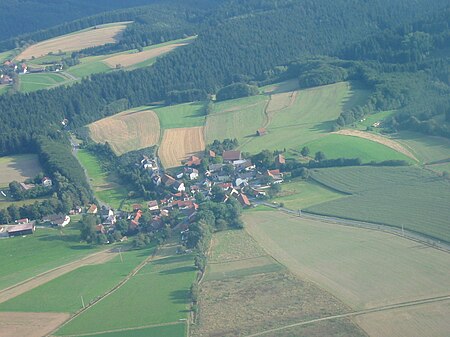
[0,312,70,337]
[55,250,196,336]
[244,211,450,310]
[205,95,268,143]
[394,131,450,164]
[76,149,129,209]
[75,324,186,337]
[19,72,69,92]
[272,178,345,210]
[0,195,49,210]
[154,101,206,130]
[88,107,161,155]
[306,166,450,242]
[0,228,98,292]
[66,58,112,78]
[192,229,365,337]
[0,154,42,188]
[159,127,205,168]
[0,85,9,95]
[354,110,396,130]
[0,246,153,313]
[239,81,371,153]
[16,22,130,60]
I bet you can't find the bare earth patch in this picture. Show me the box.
[103,42,190,68]
[0,249,117,304]
[0,312,70,337]
[159,127,205,168]
[88,109,160,155]
[17,23,129,60]
[335,129,418,161]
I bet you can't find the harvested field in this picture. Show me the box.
[17,23,129,60]
[0,154,42,188]
[395,131,450,164]
[335,129,418,161]
[88,108,160,155]
[355,300,450,337]
[103,42,190,68]
[159,127,205,168]
[0,312,70,337]
[244,211,450,310]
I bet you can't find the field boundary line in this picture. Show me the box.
[244,295,450,337]
[46,246,160,337]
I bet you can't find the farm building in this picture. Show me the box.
[42,214,71,227]
[185,155,202,167]
[275,154,285,166]
[87,204,98,214]
[7,222,36,237]
[208,150,216,158]
[256,128,267,136]
[223,150,242,162]
[148,200,159,212]
[236,193,251,207]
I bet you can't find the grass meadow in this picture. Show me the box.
[306,166,450,242]
[394,131,450,164]
[0,154,42,188]
[76,149,129,209]
[19,72,69,92]
[154,101,206,130]
[56,254,196,336]
[244,211,450,310]
[0,246,154,313]
[78,324,186,337]
[0,228,98,291]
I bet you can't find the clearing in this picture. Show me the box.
[159,127,205,168]
[0,312,70,337]
[88,108,160,155]
[16,22,130,60]
[307,166,450,242]
[244,211,450,310]
[0,154,42,188]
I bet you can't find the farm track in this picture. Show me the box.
[245,295,450,337]
[0,248,118,304]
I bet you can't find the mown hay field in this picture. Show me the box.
[77,324,186,337]
[192,229,366,337]
[244,211,450,310]
[159,127,205,168]
[88,108,160,155]
[307,166,450,242]
[55,253,196,336]
[0,154,42,188]
[154,101,206,130]
[205,95,268,144]
[240,82,371,153]
[19,72,69,92]
[16,22,130,60]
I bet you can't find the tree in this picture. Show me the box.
[315,151,326,161]
[301,146,310,157]
[79,214,98,243]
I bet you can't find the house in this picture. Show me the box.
[235,177,248,187]
[148,200,159,212]
[15,218,29,225]
[99,207,114,220]
[95,224,106,234]
[267,169,284,182]
[87,204,98,214]
[152,174,162,186]
[236,193,251,207]
[21,64,28,74]
[0,74,12,85]
[185,155,202,167]
[130,210,143,228]
[69,206,82,215]
[41,177,52,187]
[275,154,285,166]
[222,150,242,162]
[185,168,199,180]
[141,156,158,171]
[256,128,267,136]
[103,214,116,226]
[7,222,35,237]
[43,214,71,227]
[172,181,186,193]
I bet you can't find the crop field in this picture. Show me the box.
[56,253,196,336]
[76,150,128,209]
[159,127,205,168]
[394,131,450,164]
[154,101,206,130]
[0,247,153,313]
[0,154,42,188]
[66,59,112,78]
[304,133,414,163]
[240,82,371,153]
[205,95,268,143]
[192,229,365,337]
[88,108,160,155]
[0,228,98,292]
[273,178,345,210]
[77,324,186,337]
[244,211,450,310]
[16,22,130,60]
[307,166,450,242]
[0,312,70,337]
[19,72,69,92]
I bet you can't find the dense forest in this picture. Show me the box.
[1,0,448,156]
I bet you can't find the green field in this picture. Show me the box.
[0,154,42,188]
[0,246,153,313]
[205,95,268,143]
[273,178,345,210]
[19,72,69,92]
[67,58,112,78]
[76,149,129,209]
[355,110,396,130]
[240,82,371,153]
[0,228,98,291]
[56,253,195,336]
[154,101,206,129]
[244,211,450,310]
[79,324,186,337]
[302,133,412,163]
[306,166,450,242]
[0,85,9,95]
[394,131,450,164]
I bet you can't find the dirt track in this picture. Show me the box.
[0,249,117,304]
[335,129,418,161]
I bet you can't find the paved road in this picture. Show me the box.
[253,201,450,253]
